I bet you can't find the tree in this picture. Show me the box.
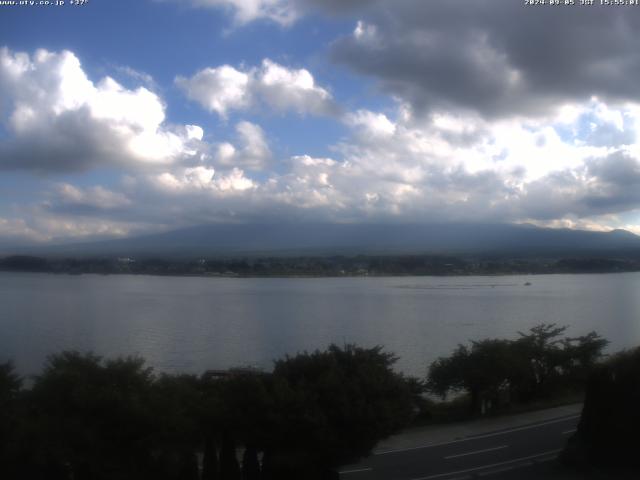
[428,339,520,414]
[562,347,640,469]
[513,324,569,399]
[559,331,609,384]
[241,446,260,480]
[427,324,609,412]
[0,362,22,476]
[0,361,21,404]
[220,432,241,480]
[149,373,202,480]
[202,436,220,480]
[264,344,416,477]
[27,351,156,480]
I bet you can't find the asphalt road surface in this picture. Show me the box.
[339,413,580,480]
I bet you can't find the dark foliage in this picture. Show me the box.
[220,434,241,480]
[265,344,415,476]
[563,347,640,469]
[0,362,22,473]
[24,352,157,479]
[0,344,417,479]
[202,437,220,480]
[427,324,608,414]
[241,446,260,480]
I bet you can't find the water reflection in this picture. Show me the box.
[1,272,639,377]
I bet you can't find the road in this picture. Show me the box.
[339,413,580,480]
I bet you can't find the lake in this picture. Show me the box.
[1,272,639,378]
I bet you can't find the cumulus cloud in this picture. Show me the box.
[0,47,207,172]
[51,184,132,212]
[7,75,640,243]
[0,217,44,244]
[272,101,640,225]
[512,152,640,224]
[255,59,336,115]
[187,0,296,25]
[180,1,640,121]
[345,109,396,137]
[9,94,640,243]
[6,34,640,244]
[152,166,254,193]
[179,0,379,25]
[175,65,250,118]
[175,59,337,118]
[216,121,272,169]
[330,1,640,119]
[0,210,149,244]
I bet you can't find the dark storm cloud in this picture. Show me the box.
[515,151,640,220]
[517,170,589,220]
[582,152,640,211]
[331,0,640,117]
[0,109,124,172]
[587,152,640,187]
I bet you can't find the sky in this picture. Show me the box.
[2,0,640,244]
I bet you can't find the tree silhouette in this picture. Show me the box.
[26,352,156,479]
[241,446,260,480]
[265,344,416,477]
[220,432,241,480]
[0,362,22,477]
[202,436,220,480]
[428,340,518,413]
[428,324,609,413]
[563,347,640,469]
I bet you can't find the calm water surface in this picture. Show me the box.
[1,272,639,378]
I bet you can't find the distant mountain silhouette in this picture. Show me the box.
[10,223,640,258]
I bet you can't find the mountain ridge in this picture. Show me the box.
[4,222,640,259]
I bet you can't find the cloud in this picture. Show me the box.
[330,1,640,119]
[0,217,44,244]
[113,65,158,90]
[0,47,207,172]
[178,0,379,25]
[51,184,132,212]
[178,1,640,121]
[187,0,296,25]
[152,166,255,193]
[6,35,640,244]
[6,81,640,243]
[216,121,272,169]
[9,96,640,243]
[175,65,250,118]
[176,59,337,118]
[345,109,396,137]
[255,59,337,115]
[0,210,148,244]
[511,151,640,223]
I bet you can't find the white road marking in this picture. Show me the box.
[562,429,577,435]
[375,414,580,455]
[444,445,508,460]
[410,449,562,480]
[339,467,373,475]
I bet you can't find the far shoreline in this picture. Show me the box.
[2,268,640,280]
[3,253,640,278]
